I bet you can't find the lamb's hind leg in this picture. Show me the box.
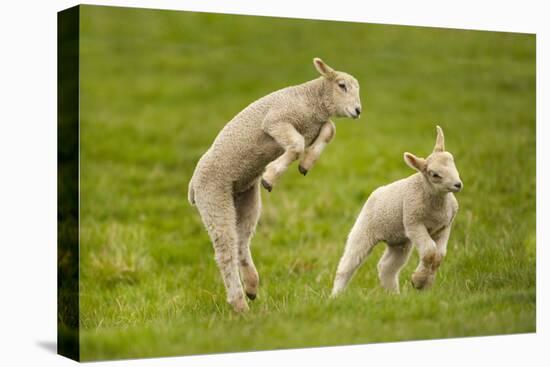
[235,181,262,300]
[261,122,304,192]
[377,241,413,293]
[331,227,378,297]
[194,185,248,312]
[298,120,335,175]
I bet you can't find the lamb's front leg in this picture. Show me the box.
[414,225,451,287]
[261,122,304,192]
[298,120,335,175]
[434,225,451,259]
[406,224,441,290]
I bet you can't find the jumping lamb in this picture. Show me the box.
[188,58,362,312]
[331,126,461,296]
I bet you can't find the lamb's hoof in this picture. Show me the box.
[230,298,250,313]
[411,271,435,290]
[298,165,308,176]
[411,279,424,290]
[411,271,426,289]
[246,292,257,300]
[380,284,400,294]
[261,179,272,192]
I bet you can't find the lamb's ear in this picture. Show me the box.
[313,57,336,80]
[404,152,427,172]
[433,125,445,152]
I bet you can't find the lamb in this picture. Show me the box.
[188,58,362,312]
[331,126,462,296]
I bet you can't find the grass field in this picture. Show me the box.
[77,5,536,361]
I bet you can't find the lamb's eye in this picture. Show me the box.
[338,82,347,92]
[430,171,442,179]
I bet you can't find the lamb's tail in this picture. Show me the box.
[187,177,196,206]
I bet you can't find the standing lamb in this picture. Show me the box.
[188,58,362,312]
[331,126,461,296]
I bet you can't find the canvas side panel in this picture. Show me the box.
[57,5,80,362]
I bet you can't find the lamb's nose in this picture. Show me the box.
[454,182,462,189]
[355,107,361,116]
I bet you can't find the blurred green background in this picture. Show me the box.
[77,5,536,361]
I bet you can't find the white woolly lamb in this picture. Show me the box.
[331,126,461,296]
[189,58,362,312]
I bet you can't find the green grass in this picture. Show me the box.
[77,5,536,361]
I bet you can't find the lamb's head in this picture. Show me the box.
[313,57,362,119]
[403,125,463,194]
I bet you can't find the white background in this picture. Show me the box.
[0,0,547,366]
